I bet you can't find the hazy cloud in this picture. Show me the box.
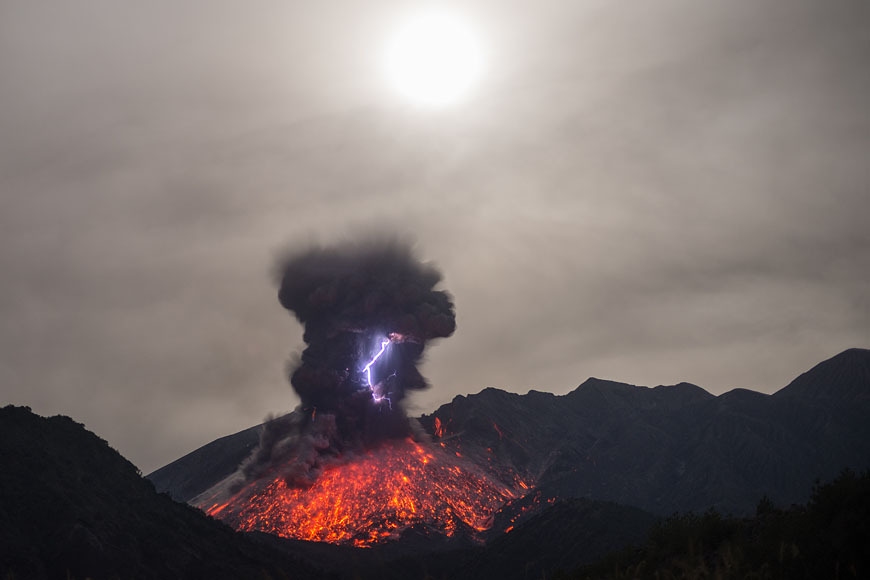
[1,0,867,472]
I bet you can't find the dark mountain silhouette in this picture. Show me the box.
[4,348,868,580]
[774,347,870,403]
[150,348,870,517]
[0,405,325,580]
[423,348,870,516]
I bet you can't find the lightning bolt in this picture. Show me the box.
[363,339,390,388]
[363,338,392,407]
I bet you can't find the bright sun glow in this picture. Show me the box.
[385,11,482,106]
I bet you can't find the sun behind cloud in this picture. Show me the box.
[384,10,483,106]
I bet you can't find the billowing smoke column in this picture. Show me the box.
[239,237,456,488]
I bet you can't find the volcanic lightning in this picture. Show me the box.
[363,338,393,406]
[194,237,527,546]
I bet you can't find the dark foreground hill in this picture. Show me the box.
[244,497,658,580]
[567,469,870,580]
[151,348,870,516]
[0,404,660,579]
[0,405,324,580]
[372,497,657,580]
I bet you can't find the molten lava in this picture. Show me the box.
[203,438,519,547]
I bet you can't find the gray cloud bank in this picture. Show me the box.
[1,0,868,473]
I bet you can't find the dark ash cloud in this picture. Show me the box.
[239,237,455,487]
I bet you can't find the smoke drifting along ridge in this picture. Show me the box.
[240,237,456,487]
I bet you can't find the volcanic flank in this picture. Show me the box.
[195,238,523,545]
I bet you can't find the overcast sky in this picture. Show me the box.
[2,0,868,474]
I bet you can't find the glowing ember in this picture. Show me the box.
[202,439,518,547]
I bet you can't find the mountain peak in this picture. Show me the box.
[575,377,637,392]
[572,378,712,400]
[773,348,870,403]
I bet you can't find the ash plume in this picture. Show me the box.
[237,237,456,488]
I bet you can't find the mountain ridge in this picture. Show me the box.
[3,348,868,579]
[149,348,870,517]
[774,347,870,402]
[4,402,863,580]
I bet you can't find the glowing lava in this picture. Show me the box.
[203,439,518,547]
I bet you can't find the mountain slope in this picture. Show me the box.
[147,422,262,503]
[149,348,870,517]
[774,347,870,403]
[0,405,323,580]
[423,349,870,515]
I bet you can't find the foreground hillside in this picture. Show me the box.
[567,469,870,580]
[0,405,323,580]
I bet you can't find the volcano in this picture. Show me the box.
[197,438,525,546]
[147,239,870,556]
[186,238,530,547]
[152,348,870,539]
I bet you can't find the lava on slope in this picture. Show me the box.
[202,438,520,547]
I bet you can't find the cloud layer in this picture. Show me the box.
[1,0,868,473]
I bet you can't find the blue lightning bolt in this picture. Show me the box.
[363,339,390,388]
[363,338,392,407]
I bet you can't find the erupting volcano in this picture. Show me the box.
[195,238,525,545]
[203,438,519,546]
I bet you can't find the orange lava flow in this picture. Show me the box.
[204,439,518,547]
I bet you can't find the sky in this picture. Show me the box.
[1,0,868,474]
